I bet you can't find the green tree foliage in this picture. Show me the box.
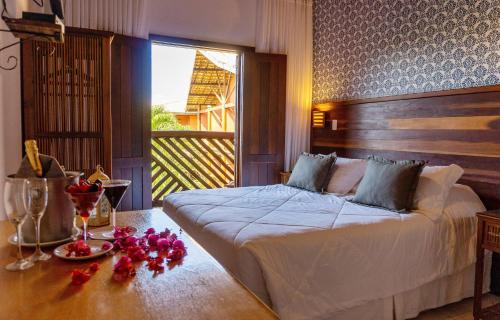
[151,105,189,131]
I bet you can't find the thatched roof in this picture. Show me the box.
[186,51,235,113]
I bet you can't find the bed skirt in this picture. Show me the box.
[328,253,491,320]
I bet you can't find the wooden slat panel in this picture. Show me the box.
[152,140,202,189]
[21,29,113,177]
[162,138,218,188]
[311,85,500,209]
[175,138,228,184]
[195,138,235,175]
[151,132,235,203]
[185,138,234,180]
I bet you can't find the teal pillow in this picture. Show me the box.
[287,153,336,192]
[352,156,426,212]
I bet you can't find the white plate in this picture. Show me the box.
[89,226,138,241]
[8,229,81,248]
[53,240,113,261]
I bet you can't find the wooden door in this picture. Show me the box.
[21,28,113,176]
[238,52,286,186]
[111,35,152,210]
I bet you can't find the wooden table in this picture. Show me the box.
[474,210,500,320]
[0,209,277,320]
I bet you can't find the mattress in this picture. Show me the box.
[163,184,483,320]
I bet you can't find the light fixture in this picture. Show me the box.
[312,110,325,128]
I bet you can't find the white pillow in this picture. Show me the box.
[326,157,367,195]
[413,164,464,220]
[443,184,486,218]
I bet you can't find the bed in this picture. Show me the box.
[163,182,490,320]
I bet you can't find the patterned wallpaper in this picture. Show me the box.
[312,0,500,102]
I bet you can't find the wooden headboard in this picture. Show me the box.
[311,85,500,210]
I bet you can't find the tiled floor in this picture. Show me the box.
[414,294,500,319]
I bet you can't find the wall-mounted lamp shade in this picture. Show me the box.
[312,110,325,128]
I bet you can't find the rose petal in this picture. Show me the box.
[172,239,185,251]
[147,234,160,246]
[156,238,170,251]
[89,262,100,272]
[127,246,147,262]
[71,269,91,285]
[167,248,186,262]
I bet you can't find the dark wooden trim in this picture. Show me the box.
[34,132,104,138]
[151,130,234,139]
[102,35,113,174]
[313,84,500,109]
[65,26,114,38]
[149,34,254,53]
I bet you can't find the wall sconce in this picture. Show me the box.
[312,110,325,128]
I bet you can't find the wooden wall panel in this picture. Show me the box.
[111,34,152,210]
[311,85,500,209]
[22,28,113,177]
[239,52,286,186]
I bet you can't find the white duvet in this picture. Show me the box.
[163,184,480,320]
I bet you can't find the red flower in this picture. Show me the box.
[172,239,185,251]
[66,240,91,257]
[124,236,138,247]
[147,234,160,246]
[156,238,170,252]
[166,234,177,246]
[167,248,186,262]
[113,226,134,239]
[144,228,156,235]
[89,263,100,273]
[127,246,147,262]
[113,256,136,281]
[71,269,91,285]
[159,228,171,238]
[101,242,112,251]
[147,256,164,273]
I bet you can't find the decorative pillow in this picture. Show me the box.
[412,164,464,221]
[287,153,336,192]
[352,156,426,212]
[443,184,486,219]
[326,157,367,195]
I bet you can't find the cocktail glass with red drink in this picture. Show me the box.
[65,181,104,242]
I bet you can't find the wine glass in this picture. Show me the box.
[65,189,104,242]
[102,180,131,236]
[23,178,51,262]
[3,177,34,271]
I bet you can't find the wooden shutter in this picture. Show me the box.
[238,52,286,186]
[110,35,152,210]
[21,28,113,176]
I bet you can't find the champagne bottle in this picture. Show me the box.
[88,165,111,227]
[24,140,43,177]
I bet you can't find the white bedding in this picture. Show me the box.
[163,184,483,320]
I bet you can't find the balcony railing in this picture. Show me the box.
[151,131,235,206]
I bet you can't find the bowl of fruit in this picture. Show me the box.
[65,179,104,242]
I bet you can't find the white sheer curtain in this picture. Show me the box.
[255,0,313,171]
[62,0,149,38]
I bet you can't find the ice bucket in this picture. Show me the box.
[17,171,82,243]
